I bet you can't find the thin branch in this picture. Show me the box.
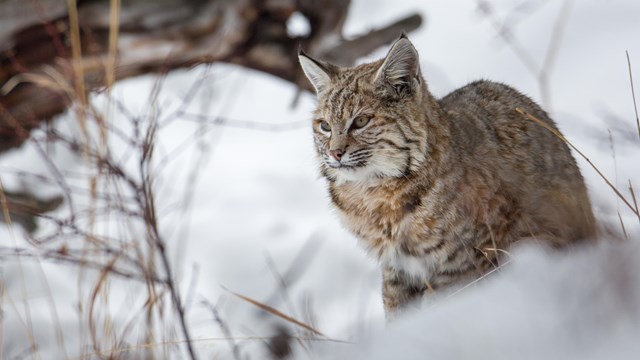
[476,0,539,75]
[139,147,198,359]
[538,0,574,107]
[200,299,242,360]
[0,246,162,283]
[629,179,639,215]
[626,51,640,140]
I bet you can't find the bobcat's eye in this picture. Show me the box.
[351,115,371,130]
[319,120,332,132]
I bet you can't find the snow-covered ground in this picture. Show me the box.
[1,0,639,359]
[316,239,640,360]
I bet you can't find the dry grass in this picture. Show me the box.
[626,51,640,140]
[0,1,326,357]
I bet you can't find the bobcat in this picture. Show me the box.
[299,35,595,316]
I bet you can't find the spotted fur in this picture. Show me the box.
[299,36,595,316]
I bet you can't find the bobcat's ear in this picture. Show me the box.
[299,50,337,95]
[374,35,420,95]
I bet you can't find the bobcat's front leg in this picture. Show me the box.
[382,266,425,318]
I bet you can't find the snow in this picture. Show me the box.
[316,240,640,360]
[1,0,639,359]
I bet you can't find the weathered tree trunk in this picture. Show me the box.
[0,0,422,153]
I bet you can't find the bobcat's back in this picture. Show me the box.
[440,80,595,243]
[299,36,595,316]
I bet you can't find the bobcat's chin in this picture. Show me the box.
[325,157,407,184]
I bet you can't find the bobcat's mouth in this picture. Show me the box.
[327,163,357,169]
[326,158,367,169]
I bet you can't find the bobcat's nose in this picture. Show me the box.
[329,149,345,161]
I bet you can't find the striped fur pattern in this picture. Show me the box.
[299,36,595,316]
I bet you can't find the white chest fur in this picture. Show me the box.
[335,200,443,283]
[378,243,439,283]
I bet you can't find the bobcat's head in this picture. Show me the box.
[299,36,430,183]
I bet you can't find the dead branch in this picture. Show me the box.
[0,0,422,153]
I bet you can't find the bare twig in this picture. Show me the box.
[434,259,514,306]
[476,0,574,109]
[0,246,164,283]
[201,299,242,360]
[538,0,574,107]
[0,178,38,355]
[139,134,198,360]
[629,179,639,215]
[263,238,322,311]
[617,211,629,239]
[626,51,640,140]
[476,0,538,76]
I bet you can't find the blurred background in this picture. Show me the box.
[0,0,639,359]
